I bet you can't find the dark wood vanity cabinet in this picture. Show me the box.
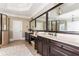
[36,36,79,56]
[49,40,64,56]
[34,37,38,50]
[25,32,34,44]
[42,37,50,56]
[37,36,50,56]
[25,32,30,43]
[37,36,43,55]
[25,32,29,41]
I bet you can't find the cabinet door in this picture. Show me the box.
[25,32,27,40]
[42,38,49,56]
[49,40,66,56]
[25,33,29,41]
[49,45,66,56]
[37,36,43,55]
[25,33,31,43]
[35,37,38,50]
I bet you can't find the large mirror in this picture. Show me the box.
[30,20,35,30]
[36,14,46,30]
[48,7,59,31]
[48,3,79,34]
[57,18,79,32]
[57,3,79,33]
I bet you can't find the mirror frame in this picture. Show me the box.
[35,13,47,31]
[29,3,79,35]
[29,3,63,32]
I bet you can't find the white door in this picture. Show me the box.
[13,20,22,40]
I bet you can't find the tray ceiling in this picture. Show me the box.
[0,3,55,19]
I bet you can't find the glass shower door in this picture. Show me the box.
[0,14,2,44]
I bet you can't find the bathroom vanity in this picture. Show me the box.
[35,34,79,56]
[28,3,79,56]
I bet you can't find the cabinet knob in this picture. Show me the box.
[61,45,63,48]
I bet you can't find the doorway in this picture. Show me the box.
[13,20,22,40]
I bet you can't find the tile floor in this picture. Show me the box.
[0,40,40,56]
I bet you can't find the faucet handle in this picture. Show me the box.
[48,33,53,36]
[54,33,57,36]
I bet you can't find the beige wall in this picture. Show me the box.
[9,16,30,39]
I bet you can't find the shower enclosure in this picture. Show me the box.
[0,14,2,44]
[0,13,9,45]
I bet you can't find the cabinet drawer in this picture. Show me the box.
[54,41,79,55]
[50,40,62,47]
[50,40,79,55]
[50,45,77,56]
[50,46,66,56]
[61,43,79,55]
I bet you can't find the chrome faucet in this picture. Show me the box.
[48,32,53,36]
[48,32,57,36]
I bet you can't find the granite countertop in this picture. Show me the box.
[37,34,79,47]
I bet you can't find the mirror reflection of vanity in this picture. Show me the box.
[48,6,59,31]
[57,20,79,32]
[57,9,79,34]
[30,3,79,35]
[36,14,46,30]
[48,3,79,34]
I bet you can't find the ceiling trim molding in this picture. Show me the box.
[0,11,31,19]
